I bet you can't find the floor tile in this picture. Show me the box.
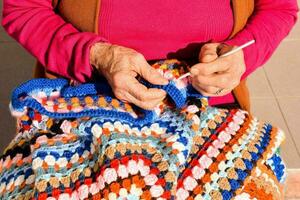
[286,198,300,200]
[285,169,300,199]
[277,97,300,157]
[264,40,300,98]
[0,42,34,152]
[0,28,15,42]
[248,67,274,98]
[250,98,300,168]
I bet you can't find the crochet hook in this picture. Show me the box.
[177,39,255,81]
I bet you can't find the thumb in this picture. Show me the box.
[199,43,219,63]
[137,60,169,85]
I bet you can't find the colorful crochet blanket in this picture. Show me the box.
[0,60,286,200]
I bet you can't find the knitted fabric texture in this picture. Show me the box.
[0,59,286,200]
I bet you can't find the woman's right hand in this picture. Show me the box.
[90,43,169,110]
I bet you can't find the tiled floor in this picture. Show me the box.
[246,11,300,199]
[285,169,300,199]
[0,1,300,199]
[247,31,300,170]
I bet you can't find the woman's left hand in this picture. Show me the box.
[190,43,246,97]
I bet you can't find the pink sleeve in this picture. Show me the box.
[1,0,107,82]
[224,0,299,79]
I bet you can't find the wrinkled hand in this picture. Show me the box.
[90,43,168,110]
[190,43,246,96]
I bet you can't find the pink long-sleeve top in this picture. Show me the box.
[2,0,299,105]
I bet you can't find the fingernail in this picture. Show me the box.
[205,53,215,57]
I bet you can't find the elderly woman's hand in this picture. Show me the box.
[90,43,169,110]
[190,43,246,96]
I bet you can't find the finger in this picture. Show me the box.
[192,81,231,97]
[199,43,219,63]
[190,58,231,76]
[126,77,167,101]
[134,55,169,85]
[123,91,165,110]
[193,72,238,89]
[192,81,219,96]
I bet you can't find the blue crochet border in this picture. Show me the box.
[11,79,204,125]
